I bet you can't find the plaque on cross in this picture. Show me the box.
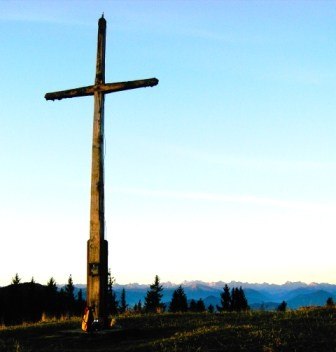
[45,15,158,327]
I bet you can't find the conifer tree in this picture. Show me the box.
[46,277,58,296]
[119,288,128,314]
[326,297,335,307]
[58,288,68,316]
[231,287,239,311]
[189,299,197,312]
[133,300,142,313]
[47,277,57,290]
[277,301,287,312]
[144,275,164,313]
[219,284,231,312]
[218,286,249,312]
[196,298,206,312]
[11,273,21,285]
[77,289,83,302]
[64,274,75,315]
[107,271,118,315]
[169,285,188,312]
[65,275,75,301]
[208,304,214,313]
[65,275,74,298]
[238,286,249,311]
[75,289,85,315]
[46,277,58,317]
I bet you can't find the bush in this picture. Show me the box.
[277,301,287,312]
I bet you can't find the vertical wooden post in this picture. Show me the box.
[87,15,108,325]
[45,14,158,329]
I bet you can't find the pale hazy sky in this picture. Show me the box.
[1,0,336,286]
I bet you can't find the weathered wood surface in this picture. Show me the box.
[45,14,158,327]
[45,78,159,101]
[87,14,107,325]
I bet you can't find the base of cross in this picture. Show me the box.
[81,307,112,332]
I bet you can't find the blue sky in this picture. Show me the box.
[0,0,336,286]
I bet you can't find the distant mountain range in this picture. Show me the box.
[71,280,336,310]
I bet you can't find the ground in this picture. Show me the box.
[0,309,335,351]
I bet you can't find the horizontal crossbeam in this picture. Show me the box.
[45,78,159,101]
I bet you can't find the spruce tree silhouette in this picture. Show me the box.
[196,298,206,312]
[238,286,249,311]
[218,284,231,312]
[169,285,188,313]
[107,271,118,315]
[76,289,86,315]
[326,297,335,307]
[144,275,164,313]
[189,299,197,312]
[46,277,58,317]
[65,274,75,315]
[77,289,83,303]
[133,300,142,313]
[208,304,214,313]
[119,288,128,314]
[217,285,249,312]
[277,301,287,312]
[65,275,75,300]
[231,288,240,311]
[11,273,21,285]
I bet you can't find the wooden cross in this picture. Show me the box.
[45,15,158,327]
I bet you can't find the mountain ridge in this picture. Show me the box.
[69,280,336,309]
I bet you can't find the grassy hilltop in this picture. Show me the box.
[0,308,335,352]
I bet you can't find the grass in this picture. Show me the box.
[0,308,335,351]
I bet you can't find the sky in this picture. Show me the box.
[1,0,336,286]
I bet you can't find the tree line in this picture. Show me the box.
[107,276,336,314]
[1,273,251,325]
[4,273,333,326]
[108,275,250,314]
[0,274,84,325]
